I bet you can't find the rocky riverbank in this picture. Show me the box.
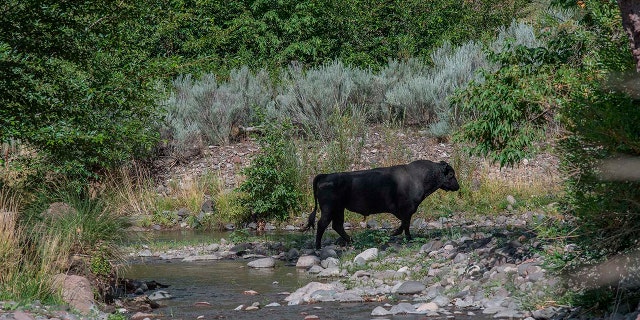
[116,209,637,320]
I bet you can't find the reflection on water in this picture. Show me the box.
[125,260,308,316]
[123,229,228,246]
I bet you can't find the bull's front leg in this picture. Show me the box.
[391,214,413,242]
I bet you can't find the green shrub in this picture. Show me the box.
[552,0,639,312]
[238,121,303,222]
[453,19,577,167]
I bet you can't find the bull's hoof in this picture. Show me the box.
[335,238,351,247]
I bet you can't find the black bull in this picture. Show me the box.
[303,160,460,249]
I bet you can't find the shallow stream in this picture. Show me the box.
[123,230,483,319]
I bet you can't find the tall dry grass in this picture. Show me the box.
[103,162,158,217]
[0,186,70,302]
[0,187,21,287]
[103,161,235,228]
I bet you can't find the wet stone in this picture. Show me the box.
[395,281,426,295]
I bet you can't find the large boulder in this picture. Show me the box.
[52,274,96,315]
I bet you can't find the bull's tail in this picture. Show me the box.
[302,174,322,232]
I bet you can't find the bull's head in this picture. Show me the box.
[440,161,460,191]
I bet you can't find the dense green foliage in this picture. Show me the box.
[1,1,168,182]
[1,0,530,185]
[453,13,585,166]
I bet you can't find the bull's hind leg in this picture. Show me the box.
[332,210,351,246]
[315,214,331,250]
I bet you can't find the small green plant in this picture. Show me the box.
[107,312,128,320]
[90,251,112,276]
[352,230,391,249]
[228,229,251,244]
[152,210,178,227]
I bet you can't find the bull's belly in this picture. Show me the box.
[346,204,393,216]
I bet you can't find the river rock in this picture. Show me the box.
[453,252,469,263]
[532,306,560,319]
[296,255,320,269]
[394,281,426,294]
[354,248,378,265]
[420,240,444,253]
[148,290,173,301]
[286,248,300,260]
[206,243,220,252]
[177,207,191,218]
[307,265,325,274]
[201,199,215,213]
[245,302,260,311]
[319,247,338,260]
[317,267,341,277]
[416,302,439,312]
[334,291,364,302]
[131,312,157,320]
[284,282,339,305]
[247,257,276,268]
[12,311,35,320]
[494,308,524,318]
[138,249,154,257]
[309,289,337,302]
[265,302,281,307]
[411,218,427,230]
[321,257,340,269]
[390,302,416,314]
[432,295,450,307]
[371,306,392,316]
